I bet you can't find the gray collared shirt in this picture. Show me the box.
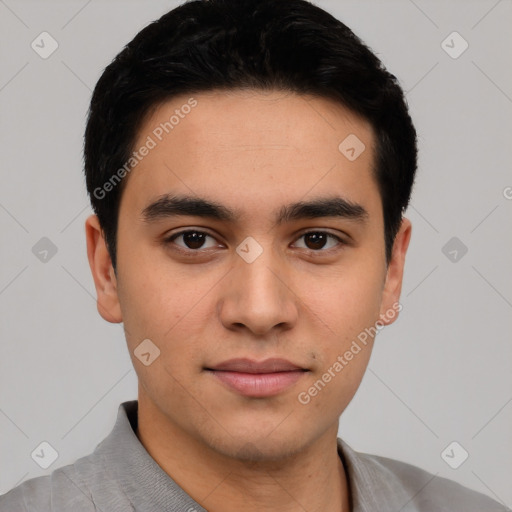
[1,401,508,511]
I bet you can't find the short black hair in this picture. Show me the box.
[84,0,417,269]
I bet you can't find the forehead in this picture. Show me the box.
[122,89,380,221]
[137,89,373,155]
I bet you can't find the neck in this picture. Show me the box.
[136,398,351,512]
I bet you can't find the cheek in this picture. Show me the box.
[115,252,220,372]
[116,244,196,329]
[116,267,208,404]
[302,260,384,401]
[309,263,385,337]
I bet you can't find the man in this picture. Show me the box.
[1,0,508,511]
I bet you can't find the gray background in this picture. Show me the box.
[1,0,511,506]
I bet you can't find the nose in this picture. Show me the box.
[218,245,299,337]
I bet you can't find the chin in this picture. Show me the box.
[199,423,316,463]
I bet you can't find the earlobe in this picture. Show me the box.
[85,214,123,323]
[379,217,412,326]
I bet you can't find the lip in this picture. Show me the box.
[206,358,308,398]
[208,358,305,373]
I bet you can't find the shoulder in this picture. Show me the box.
[0,402,138,512]
[0,446,129,512]
[362,450,508,511]
[373,453,509,511]
[0,460,102,512]
[0,474,50,512]
[338,439,509,512]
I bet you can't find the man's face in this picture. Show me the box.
[89,90,409,460]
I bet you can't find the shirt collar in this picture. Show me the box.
[96,400,410,512]
[337,438,414,511]
[95,400,207,511]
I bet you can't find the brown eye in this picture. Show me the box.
[168,230,218,250]
[293,231,343,251]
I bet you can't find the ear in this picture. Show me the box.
[85,214,123,323]
[378,217,412,326]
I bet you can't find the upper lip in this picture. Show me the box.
[206,358,307,374]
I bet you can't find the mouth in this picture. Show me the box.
[205,358,309,398]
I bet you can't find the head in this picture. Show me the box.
[85,0,416,461]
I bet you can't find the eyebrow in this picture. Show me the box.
[141,194,368,225]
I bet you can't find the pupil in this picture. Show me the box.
[305,233,326,250]
[181,232,328,250]
[184,232,205,249]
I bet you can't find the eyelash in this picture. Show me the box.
[163,229,346,256]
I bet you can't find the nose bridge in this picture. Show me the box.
[236,237,286,308]
[241,250,282,299]
[219,236,298,334]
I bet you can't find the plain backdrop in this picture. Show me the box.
[1,0,511,507]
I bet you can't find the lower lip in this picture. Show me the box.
[209,370,305,397]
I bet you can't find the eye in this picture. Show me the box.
[166,230,220,250]
[292,231,343,251]
[164,229,345,254]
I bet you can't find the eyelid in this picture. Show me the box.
[290,230,346,252]
[164,228,348,253]
[294,227,348,242]
[165,228,224,248]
